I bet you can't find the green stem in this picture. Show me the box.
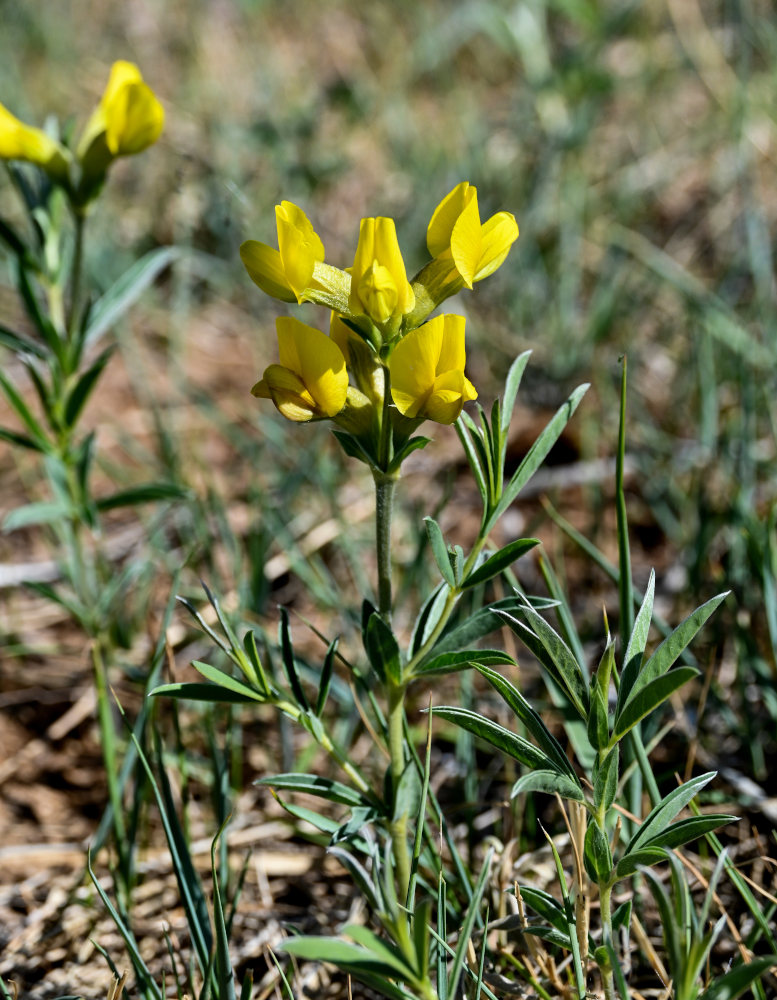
[599,880,616,1000]
[67,210,86,344]
[92,640,127,873]
[373,470,397,622]
[388,681,411,901]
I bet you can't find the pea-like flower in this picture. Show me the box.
[427,182,518,288]
[78,61,163,170]
[252,316,348,422]
[349,217,414,331]
[241,201,326,304]
[0,102,70,180]
[389,313,477,425]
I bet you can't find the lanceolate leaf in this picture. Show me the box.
[149,681,261,704]
[516,886,567,933]
[476,663,579,781]
[611,666,698,743]
[614,847,669,880]
[617,569,656,715]
[190,660,264,701]
[85,246,180,348]
[96,482,190,511]
[256,773,370,809]
[460,538,540,590]
[642,814,737,852]
[431,706,552,771]
[424,517,456,587]
[626,772,717,855]
[411,649,515,678]
[486,382,589,533]
[343,925,418,982]
[512,770,585,802]
[280,937,411,998]
[497,608,590,720]
[365,611,402,685]
[619,591,728,719]
[500,350,532,438]
[64,345,114,427]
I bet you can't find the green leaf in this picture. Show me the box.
[96,481,190,511]
[63,346,114,427]
[149,681,260,704]
[332,429,376,467]
[343,925,418,982]
[190,660,264,701]
[85,246,180,348]
[460,538,540,590]
[593,746,619,813]
[315,636,338,716]
[614,847,669,880]
[512,770,585,802]
[477,663,579,781]
[498,607,590,720]
[0,426,45,451]
[587,686,609,751]
[584,822,613,882]
[424,516,456,586]
[619,591,728,720]
[448,849,493,1000]
[256,773,369,809]
[211,822,237,1000]
[611,666,699,743]
[698,957,777,1000]
[611,898,632,934]
[280,937,412,997]
[616,569,655,716]
[486,382,589,533]
[387,435,431,473]
[279,607,309,710]
[3,500,71,531]
[431,706,552,770]
[0,367,50,450]
[625,772,717,855]
[643,814,737,852]
[365,611,402,685]
[515,886,567,933]
[455,416,488,508]
[411,649,515,678]
[0,323,47,358]
[500,350,532,438]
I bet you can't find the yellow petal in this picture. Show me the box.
[449,195,483,289]
[389,314,444,407]
[0,102,69,176]
[427,182,474,257]
[425,386,467,425]
[435,314,467,374]
[275,316,348,418]
[357,261,398,324]
[374,217,414,316]
[277,201,325,301]
[260,364,317,421]
[240,241,297,302]
[473,212,519,281]
[105,81,164,155]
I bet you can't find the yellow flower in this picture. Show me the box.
[0,102,69,179]
[78,61,164,161]
[349,217,414,330]
[389,314,477,425]
[252,316,348,422]
[427,182,518,288]
[241,201,325,304]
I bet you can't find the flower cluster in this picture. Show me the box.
[243,183,518,472]
[0,60,163,208]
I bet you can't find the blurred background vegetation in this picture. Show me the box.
[1,0,776,831]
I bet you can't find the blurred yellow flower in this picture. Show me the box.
[78,60,164,162]
[389,313,477,425]
[349,217,414,330]
[241,201,325,304]
[0,102,69,179]
[427,182,518,288]
[252,316,348,422]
